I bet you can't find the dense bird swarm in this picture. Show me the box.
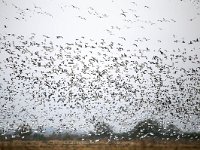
[0,0,200,141]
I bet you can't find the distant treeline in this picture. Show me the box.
[1,119,200,142]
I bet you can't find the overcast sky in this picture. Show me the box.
[0,0,200,134]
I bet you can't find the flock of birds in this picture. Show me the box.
[0,0,200,137]
[0,33,200,134]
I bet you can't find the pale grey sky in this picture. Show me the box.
[0,0,200,134]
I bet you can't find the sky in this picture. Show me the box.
[0,0,200,134]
